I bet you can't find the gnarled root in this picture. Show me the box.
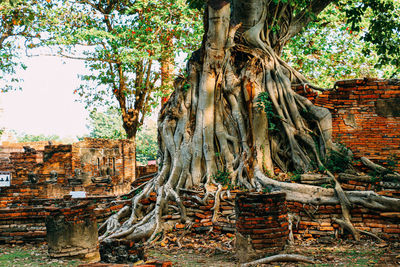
[241,254,315,267]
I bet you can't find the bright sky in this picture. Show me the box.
[1,56,90,139]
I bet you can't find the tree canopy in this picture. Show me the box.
[187,0,399,80]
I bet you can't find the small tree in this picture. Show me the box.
[35,0,202,141]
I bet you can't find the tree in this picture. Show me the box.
[135,121,158,165]
[36,0,202,141]
[86,0,400,243]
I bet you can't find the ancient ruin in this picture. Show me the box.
[0,79,399,265]
[0,138,158,245]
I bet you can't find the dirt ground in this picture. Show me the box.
[0,238,399,266]
[147,237,400,267]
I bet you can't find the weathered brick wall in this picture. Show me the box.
[151,190,400,242]
[71,138,135,185]
[8,152,44,185]
[294,78,400,171]
[0,197,129,244]
[1,187,399,244]
[287,202,400,241]
[235,192,288,260]
[0,141,61,156]
[136,164,158,179]
[0,138,137,201]
[0,144,156,244]
[41,145,73,183]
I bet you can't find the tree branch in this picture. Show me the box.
[286,0,333,40]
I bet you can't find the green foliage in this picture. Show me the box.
[288,170,302,182]
[183,83,191,92]
[136,127,158,165]
[212,169,231,188]
[0,0,42,91]
[87,108,127,140]
[85,108,158,165]
[368,153,399,182]
[16,133,60,143]
[262,186,272,193]
[344,0,400,73]
[39,0,203,107]
[185,0,205,10]
[135,187,143,195]
[282,2,398,88]
[324,144,353,174]
[256,92,280,131]
[321,183,333,188]
[385,154,399,172]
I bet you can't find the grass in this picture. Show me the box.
[0,245,80,267]
[0,239,398,267]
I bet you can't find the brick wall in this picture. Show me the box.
[70,138,135,185]
[0,196,129,244]
[143,190,400,242]
[294,78,400,171]
[0,138,136,200]
[0,138,157,244]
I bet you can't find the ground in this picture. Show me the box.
[0,237,399,266]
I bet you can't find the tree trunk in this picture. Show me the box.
[99,0,399,242]
[160,49,175,105]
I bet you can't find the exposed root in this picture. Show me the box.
[288,213,300,244]
[362,157,400,177]
[211,184,223,223]
[241,254,315,267]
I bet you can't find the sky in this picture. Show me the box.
[1,56,90,139]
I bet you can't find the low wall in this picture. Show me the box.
[0,164,157,244]
[1,184,399,244]
[160,188,400,242]
[0,197,129,244]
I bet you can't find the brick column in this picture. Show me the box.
[235,192,289,262]
[45,202,100,263]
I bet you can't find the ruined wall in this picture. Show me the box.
[71,138,135,185]
[0,137,156,244]
[144,189,400,242]
[0,141,61,158]
[0,138,136,201]
[0,197,129,244]
[294,78,400,170]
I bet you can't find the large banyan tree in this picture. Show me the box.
[100,0,400,242]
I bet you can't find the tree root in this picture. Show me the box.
[288,213,300,244]
[361,157,400,178]
[333,217,386,243]
[240,254,315,267]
